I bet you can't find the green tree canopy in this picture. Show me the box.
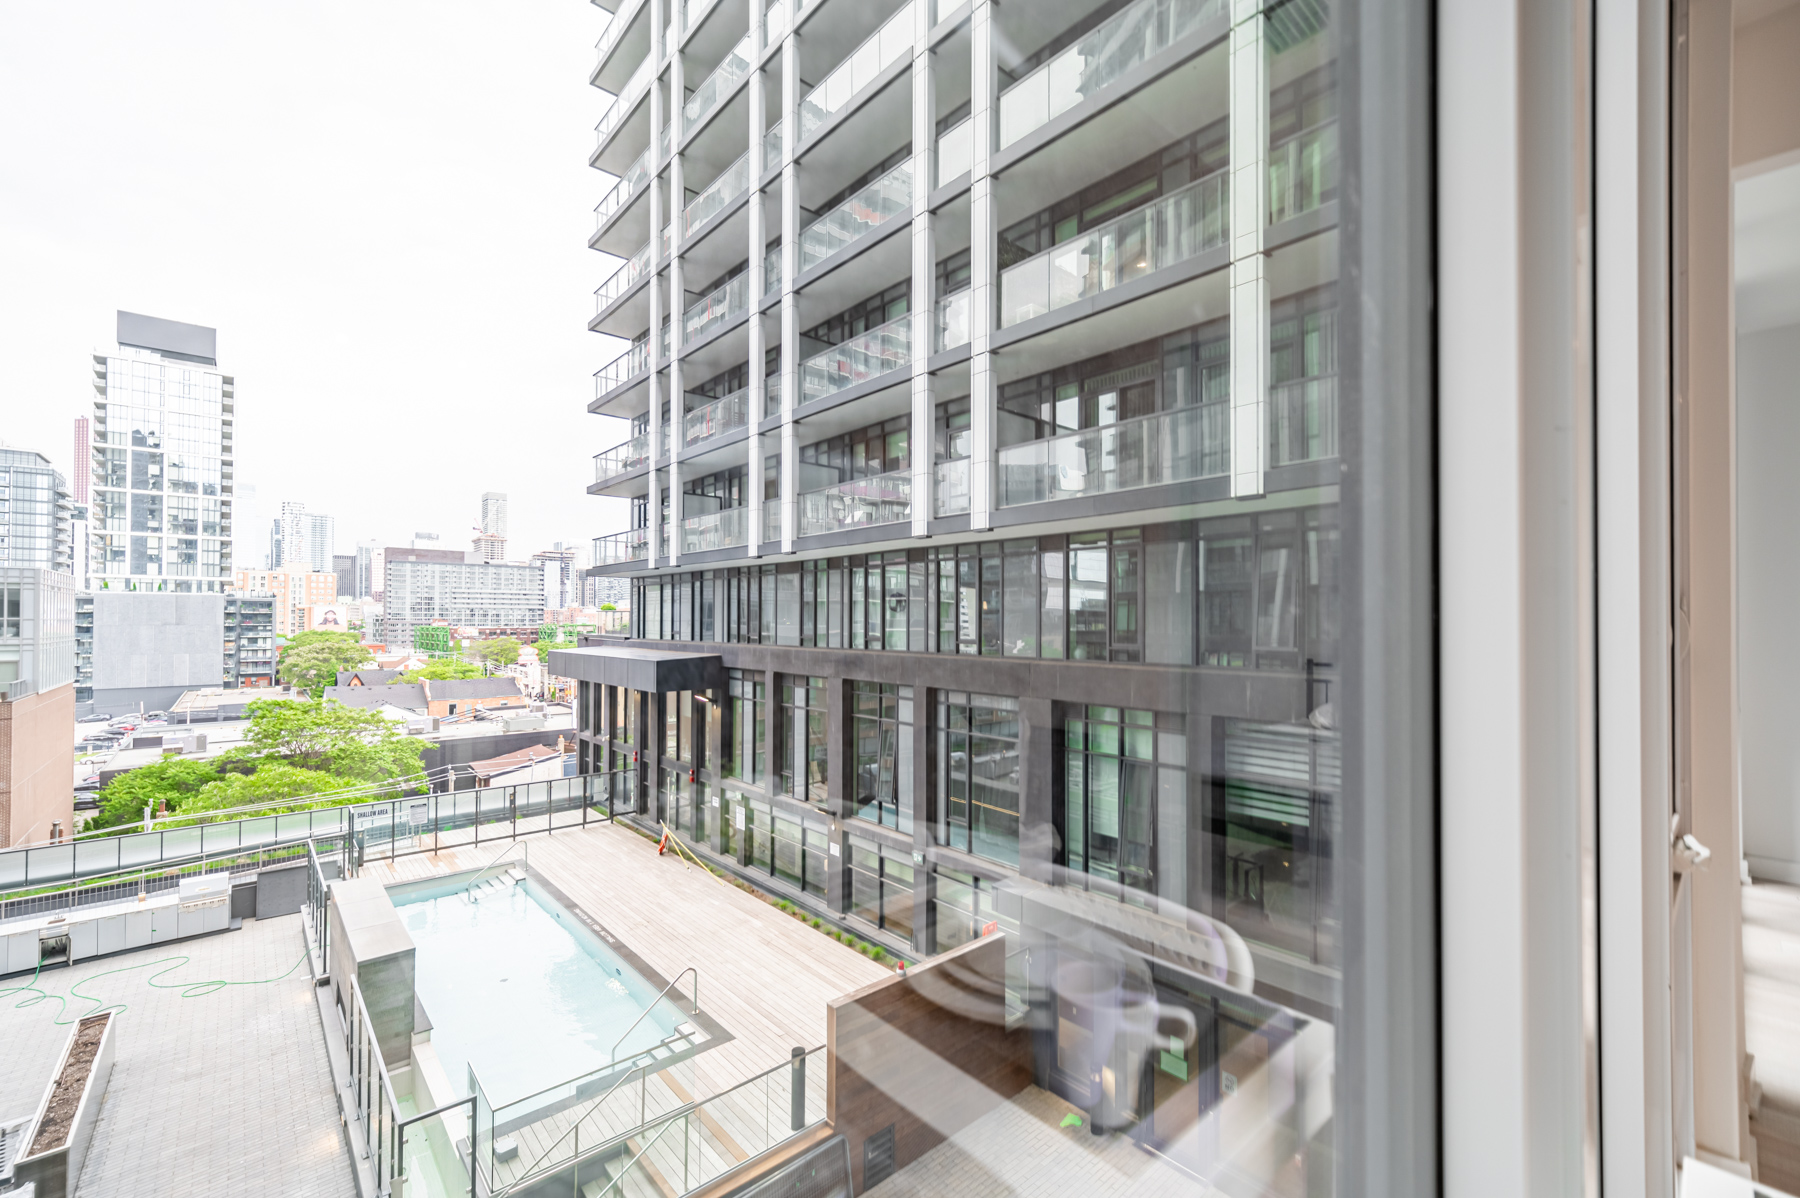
[535,640,576,663]
[279,637,374,696]
[185,762,343,815]
[474,637,524,673]
[89,756,222,831]
[395,658,484,683]
[234,698,427,785]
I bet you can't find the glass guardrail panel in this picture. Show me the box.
[684,388,751,445]
[684,273,750,345]
[934,458,971,515]
[1268,375,1339,466]
[937,117,972,185]
[800,314,912,404]
[596,147,652,226]
[594,344,649,394]
[997,171,1228,328]
[596,242,652,311]
[594,435,650,479]
[684,31,753,129]
[594,530,652,563]
[681,507,748,553]
[798,469,912,536]
[597,55,654,146]
[798,2,913,141]
[994,403,1228,506]
[1269,120,1339,225]
[799,159,912,273]
[764,243,782,296]
[763,0,788,44]
[685,151,751,236]
[936,291,971,351]
[762,504,781,542]
[998,0,1224,149]
[763,372,784,417]
[763,119,783,168]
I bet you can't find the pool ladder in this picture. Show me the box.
[465,842,529,901]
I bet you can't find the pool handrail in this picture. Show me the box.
[587,1105,685,1198]
[609,965,699,1060]
[464,839,530,898]
[492,1057,656,1195]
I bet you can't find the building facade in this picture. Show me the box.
[229,566,339,637]
[382,557,546,649]
[223,593,276,687]
[531,547,580,610]
[0,566,76,846]
[89,311,234,592]
[0,448,73,573]
[272,501,335,574]
[75,591,225,717]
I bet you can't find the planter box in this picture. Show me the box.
[11,1011,117,1197]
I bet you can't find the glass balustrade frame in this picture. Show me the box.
[800,312,912,405]
[994,402,1229,507]
[798,158,913,274]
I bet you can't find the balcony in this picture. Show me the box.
[996,402,1227,506]
[763,120,783,169]
[594,341,650,396]
[763,372,785,418]
[799,158,912,273]
[934,458,970,515]
[1269,121,1338,225]
[595,528,651,565]
[683,271,750,345]
[937,116,972,185]
[799,468,912,536]
[765,242,782,296]
[595,240,652,313]
[998,0,1226,149]
[764,503,781,542]
[596,54,654,150]
[936,291,971,351]
[1268,375,1337,466]
[685,149,751,237]
[684,30,754,135]
[998,170,1228,328]
[594,433,653,483]
[684,387,751,447]
[800,312,911,404]
[596,145,652,230]
[681,506,748,553]
[763,0,788,46]
[798,2,914,143]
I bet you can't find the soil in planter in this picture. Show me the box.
[27,1014,109,1157]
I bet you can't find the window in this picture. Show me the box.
[849,836,915,941]
[779,674,828,806]
[1062,707,1187,901]
[851,681,913,831]
[0,585,18,637]
[726,668,766,786]
[932,868,1015,955]
[935,692,1021,866]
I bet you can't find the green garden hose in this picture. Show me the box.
[0,949,310,1025]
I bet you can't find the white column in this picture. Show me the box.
[1227,0,1267,500]
[967,0,995,530]
[746,4,768,559]
[780,32,800,551]
[910,7,936,537]
[668,42,686,567]
[646,0,666,569]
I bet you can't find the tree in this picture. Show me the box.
[184,762,343,815]
[89,757,222,831]
[234,698,427,787]
[600,603,617,611]
[283,629,368,654]
[474,637,523,674]
[278,636,374,696]
[535,640,575,663]
[395,658,484,683]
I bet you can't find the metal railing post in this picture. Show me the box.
[790,1047,805,1132]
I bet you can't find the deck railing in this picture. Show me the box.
[797,2,913,142]
[799,468,912,536]
[800,312,911,404]
[799,158,912,272]
[996,402,1229,506]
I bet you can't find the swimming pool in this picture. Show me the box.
[393,874,682,1105]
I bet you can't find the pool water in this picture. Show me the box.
[395,877,680,1105]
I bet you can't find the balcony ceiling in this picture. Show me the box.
[795,71,913,211]
[991,0,1106,74]
[796,0,910,84]
[593,84,653,176]
[682,0,750,68]
[594,0,650,94]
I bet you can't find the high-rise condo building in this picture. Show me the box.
[274,501,335,574]
[89,311,234,592]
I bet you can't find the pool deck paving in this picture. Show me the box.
[0,912,354,1198]
[360,818,888,1192]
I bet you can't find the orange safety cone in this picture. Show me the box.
[657,828,670,855]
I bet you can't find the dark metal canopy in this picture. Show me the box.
[546,645,725,694]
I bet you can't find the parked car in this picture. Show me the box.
[77,713,111,724]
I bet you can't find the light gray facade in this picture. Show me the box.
[0,567,76,702]
[381,558,546,648]
[81,591,226,715]
[0,448,72,574]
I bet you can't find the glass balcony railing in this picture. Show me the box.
[798,2,914,143]
[685,149,750,236]
[594,528,650,564]
[1268,375,1338,466]
[594,0,644,74]
[1269,120,1339,225]
[801,312,911,404]
[996,402,1228,506]
[799,158,912,272]
[594,341,650,396]
[594,434,652,482]
[681,506,748,553]
[683,387,751,446]
[684,30,753,132]
[998,169,1228,327]
[936,291,971,351]
[595,145,652,229]
[659,122,670,160]
[764,242,782,296]
[935,458,971,515]
[684,271,749,345]
[596,55,654,149]
[763,0,788,45]
[799,468,913,535]
[937,116,972,184]
[763,502,781,543]
[763,119,783,168]
[595,240,651,313]
[999,0,1225,148]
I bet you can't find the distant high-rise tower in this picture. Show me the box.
[71,417,90,506]
[89,312,233,592]
[273,501,334,574]
[475,492,508,562]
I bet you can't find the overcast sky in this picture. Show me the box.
[0,1,635,566]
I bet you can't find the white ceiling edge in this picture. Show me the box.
[1736,160,1800,336]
